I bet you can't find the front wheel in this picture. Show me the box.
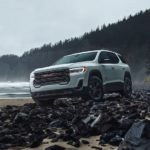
[120,77,132,98]
[83,75,104,101]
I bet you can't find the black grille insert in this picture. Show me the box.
[34,69,70,87]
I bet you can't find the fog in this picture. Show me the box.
[0,82,30,99]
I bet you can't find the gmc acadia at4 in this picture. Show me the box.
[30,50,132,105]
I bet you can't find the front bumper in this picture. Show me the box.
[31,87,86,101]
[30,70,89,102]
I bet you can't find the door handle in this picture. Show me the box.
[112,67,115,70]
[122,68,125,70]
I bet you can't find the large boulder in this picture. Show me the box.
[118,119,150,150]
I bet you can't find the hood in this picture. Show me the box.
[33,61,95,73]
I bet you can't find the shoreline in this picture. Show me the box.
[0,98,33,106]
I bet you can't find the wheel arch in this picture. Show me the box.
[84,69,104,101]
[124,71,132,80]
[89,70,103,81]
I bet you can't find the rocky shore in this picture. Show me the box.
[0,89,150,150]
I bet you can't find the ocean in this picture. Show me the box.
[0,82,30,99]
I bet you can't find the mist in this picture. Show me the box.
[0,10,149,83]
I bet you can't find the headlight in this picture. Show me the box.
[30,72,35,78]
[69,67,87,74]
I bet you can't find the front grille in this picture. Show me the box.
[34,69,70,87]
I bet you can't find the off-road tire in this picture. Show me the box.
[120,76,132,98]
[83,75,104,101]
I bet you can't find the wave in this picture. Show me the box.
[0,82,30,99]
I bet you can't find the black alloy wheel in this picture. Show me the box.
[87,75,104,101]
[121,76,132,98]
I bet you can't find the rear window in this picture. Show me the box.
[118,54,127,64]
[108,52,119,64]
[99,51,119,64]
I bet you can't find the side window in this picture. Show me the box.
[118,54,127,64]
[98,51,119,64]
[108,52,119,64]
[98,52,110,63]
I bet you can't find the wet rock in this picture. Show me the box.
[109,136,123,146]
[0,135,15,144]
[28,134,44,148]
[46,129,57,139]
[91,146,103,150]
[0,143,12,149]
[91,114,102,127]
[0,128,10,135]
[45,145,66,150]
[48,119,65,128]
[118,119,150,150]
[81,139,90,144]
[119,119,134,131]
[67,140,80,147]
[61,133,73,142]
[13,112,29,123]
[100,132,117,144]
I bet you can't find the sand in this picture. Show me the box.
[23,137,117,150]
[0,98,33,107]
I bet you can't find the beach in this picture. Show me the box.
[0,98,117,150]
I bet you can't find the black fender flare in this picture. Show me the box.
[88,70,103,82]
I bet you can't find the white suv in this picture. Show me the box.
[30,50,132,105]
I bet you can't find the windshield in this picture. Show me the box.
[54,52,97,65]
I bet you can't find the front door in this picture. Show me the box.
[98,51,120,92]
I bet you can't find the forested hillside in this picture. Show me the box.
[0,9,150,81]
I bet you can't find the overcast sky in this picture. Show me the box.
[0,0,149,56]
